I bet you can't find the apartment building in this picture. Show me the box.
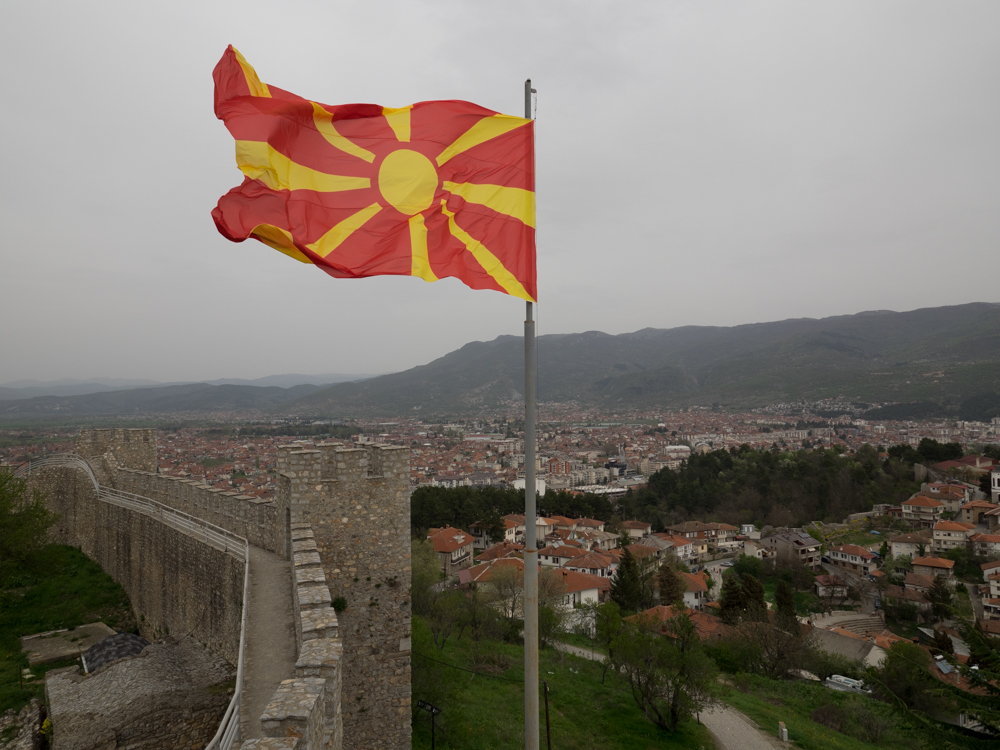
[762,531,822,569]
[932,520,976,554]
[901,495,943,528]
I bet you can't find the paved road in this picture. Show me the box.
[552,640,786,750]
[241,546,297,739]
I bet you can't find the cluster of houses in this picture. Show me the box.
[424,467,1000,628]
[426,514,759,612]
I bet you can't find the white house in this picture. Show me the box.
[827,544,880,576]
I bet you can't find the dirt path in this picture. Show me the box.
[700,704,786,750]
[240,546,297,739]
[552,640,786,750]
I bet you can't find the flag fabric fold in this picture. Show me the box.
[211,45,536,301]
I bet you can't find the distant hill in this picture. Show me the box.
[0,373,374,402]
[280,303,1000,418]
[0,383,325,420]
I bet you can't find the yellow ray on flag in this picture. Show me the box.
[306,203,383,258]
[250,224,312,263]
[409,213,437,281]
[235,141,370,193]
[232,47,270,98]
[383,106,412,143]
[441,201,532,301]
[436,115,530,167]
[443,181,535,228]
[311,103,376,163]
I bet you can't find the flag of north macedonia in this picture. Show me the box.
[212,46,536,302]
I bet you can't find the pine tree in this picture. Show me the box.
[658,563,686,607]
[740,574,768,622]
[932,628,954,654]
[718,575,744,625]
[610,548,643,614]
[927,575,953,621]
[775,580,798,632]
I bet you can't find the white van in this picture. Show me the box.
[823,675,871,695]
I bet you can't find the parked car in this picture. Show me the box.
[721,560,735,567]
[824,675,871,695]
[821,555,831,563]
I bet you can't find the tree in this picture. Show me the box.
[410,537,442,617]
[774,580,798,632]
[718,575,744,626]
[740,574,768,623]
[731,619,808,680]
[596,601,623,684]
[927,575,953,621]
[538,567,568,609]
[460,582,504,642]
[611,548,643,614]
[610,612,717,731]
[488,564,524,622]
[538,605,563,648]
[878,540,888,559]
[658,564,685,607]
[931,628,954,655]
[480,506,506,544]
[428,590,466,650]
[0,470,58,580]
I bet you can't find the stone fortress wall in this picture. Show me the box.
[113,469,283,554]
[27,462,245,666]
[276,443,412,750]
[34,428,411,750]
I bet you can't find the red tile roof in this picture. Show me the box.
[903,495,943,508]
[427,525,475,553]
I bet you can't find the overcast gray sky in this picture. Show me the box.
[2,1,998,384]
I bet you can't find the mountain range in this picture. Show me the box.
[3,303,999,421]
[0,373,375,401]
[280,302,1000,419]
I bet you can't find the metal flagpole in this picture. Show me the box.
[523,77,540,750]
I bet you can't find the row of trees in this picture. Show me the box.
[411,439,942,541]
[623,443,921,530]
[410,484,615,538]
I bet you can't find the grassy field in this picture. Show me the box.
[411,617,715,750]
[723,675,916,750]
[0,545,135,713]
[823,530,885,549]
[761,579,825,616]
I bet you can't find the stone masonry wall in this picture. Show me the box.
[26,466,245,666]
[277,443,411,750]
[115,470,284,556]
[76,428,157,473]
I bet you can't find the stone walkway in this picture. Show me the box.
[241,546,297,739]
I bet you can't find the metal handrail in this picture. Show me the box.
[13,454,100,493]
[16,454,249,749]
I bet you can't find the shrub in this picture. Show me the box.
[332,596,348,612]
[811,703,847,733]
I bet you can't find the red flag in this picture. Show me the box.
[212,46,536,301]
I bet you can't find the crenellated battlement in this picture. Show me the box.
[76,428,157,472]
[276,440,411,749]
[276,441,408,484]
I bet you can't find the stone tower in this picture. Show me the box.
[277,441,411,750]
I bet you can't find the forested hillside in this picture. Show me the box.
[286,302,1000,416]
[411,443,936,534]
